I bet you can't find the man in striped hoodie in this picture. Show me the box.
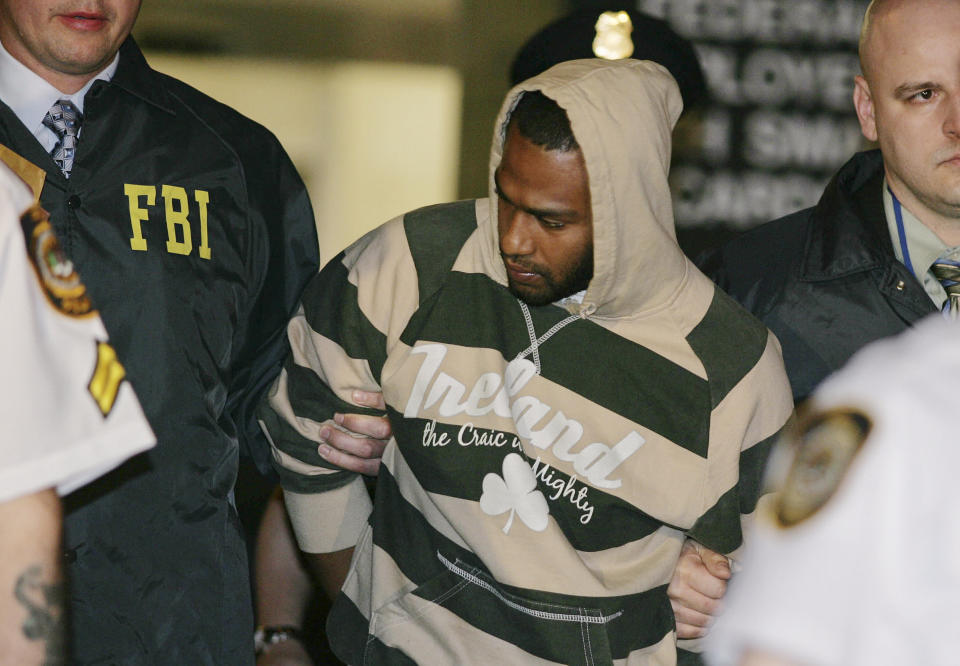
[259,58,793,665]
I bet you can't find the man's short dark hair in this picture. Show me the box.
[508,91,579,152]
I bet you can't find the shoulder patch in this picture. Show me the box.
[774,408,872,527]
[20,204,94,317]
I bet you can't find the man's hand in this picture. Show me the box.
[317,390,390,475]
[668,539,731,639]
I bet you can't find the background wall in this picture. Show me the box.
[144,54,462,258]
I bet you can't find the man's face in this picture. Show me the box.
[496,122,593,307]
[854,0,960,228]
[0,0,141,93]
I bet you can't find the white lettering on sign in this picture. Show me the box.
[638,0,867,46]
[671,167,827,228]
[633,0,870,228]
[697,45,859,110]
[744,112,864,169]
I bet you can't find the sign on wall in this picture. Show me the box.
[635,0,870,236]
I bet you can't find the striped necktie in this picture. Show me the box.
[42,99,83,178]
[931,257,960,319]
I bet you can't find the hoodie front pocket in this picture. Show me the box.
[364,550,618,665]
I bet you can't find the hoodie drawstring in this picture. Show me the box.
[514,299,583,374]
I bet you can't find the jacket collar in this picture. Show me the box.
[105,38,177,116]
[800,150,892,281]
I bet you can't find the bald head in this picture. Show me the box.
[859,0,959,80]
[859,0,894,80]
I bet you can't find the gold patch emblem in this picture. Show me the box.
[592,11,634,60]
[20,205,94,317]
[88,341,126,416]
[775,408,871,527]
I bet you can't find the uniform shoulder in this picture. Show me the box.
[699,208,813,283]
[153,71,283,149]
[695,204,816,323]
[0,163,33,214]
[146,69,309,220]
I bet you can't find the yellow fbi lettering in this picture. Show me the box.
[124,184,212,259]
[88,341,126,417]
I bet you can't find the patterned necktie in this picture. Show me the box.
[42,99,83,178]
[931,257,960,319]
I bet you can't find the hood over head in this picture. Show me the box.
[481,58,686,319]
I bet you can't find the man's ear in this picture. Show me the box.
[853,75,879,143]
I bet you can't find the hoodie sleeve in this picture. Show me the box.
[257,215,418,553]
[683,290,795,557]
[678,309,793,659]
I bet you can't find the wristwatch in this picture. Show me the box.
[254,624,303,656]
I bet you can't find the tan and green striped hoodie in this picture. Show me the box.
[259,58,793,665]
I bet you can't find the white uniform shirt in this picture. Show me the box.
[707,314,960,666]
[0,163,154,503]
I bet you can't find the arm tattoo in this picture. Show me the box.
[14,565,65,665]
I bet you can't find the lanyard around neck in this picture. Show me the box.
[889,186,917,278]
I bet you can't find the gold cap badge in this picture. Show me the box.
[592,11,634,60]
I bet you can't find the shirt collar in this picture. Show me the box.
[0,39,118,136]
[883,178,959,305]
